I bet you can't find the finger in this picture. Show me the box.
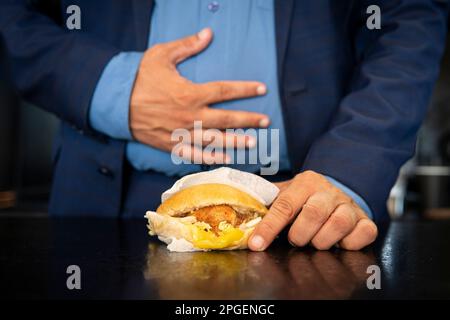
[274,180,291,192]
[172,143,230,165]
[165,28,213,64]
[287,192,337,247]
[311,203,358,250]
[200,108,270,129]
[133,130,176,153]
[248,179,312,251]
[339,219,378,251]
[196,80,267,104]
[189,129,256,149]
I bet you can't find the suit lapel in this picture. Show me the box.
[274,0,294,84]
[132,0,154,50]
[274,0,296,173]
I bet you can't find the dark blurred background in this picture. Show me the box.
[1,32,450,219]
[0,35,58,214]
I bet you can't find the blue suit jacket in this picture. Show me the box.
[0,0,448,222]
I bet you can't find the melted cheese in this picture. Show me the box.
[190,224,244,249]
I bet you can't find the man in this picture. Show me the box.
[0,0,448,251]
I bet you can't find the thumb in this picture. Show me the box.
[166,28,213,64]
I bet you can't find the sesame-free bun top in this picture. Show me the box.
[156,183,268,217]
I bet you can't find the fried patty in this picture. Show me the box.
[191,205,245,232]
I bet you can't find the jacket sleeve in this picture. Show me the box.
[0,0,120,132]
[302,0,449,223]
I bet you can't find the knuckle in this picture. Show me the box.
[297,170,329,187]
[178,43,191,56]
[220,112,234,126]
[335,193,350,205]
[331,210,354,231]
[302,202,327,224]
[175,89,196,106]
[272,196,296,220]
[198,108,212,123]
[295,170,318,186]
[361,221,378,241]
[258,220,278,237]
[150,43,165,56]
[218,83,232,98]
[301,170,318,180]
[183,37,197,48]
[175,110,195,129]
[251,114,263,126]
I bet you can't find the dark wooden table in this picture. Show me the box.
[1,216,450,299]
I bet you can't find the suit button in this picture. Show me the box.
[98,166,114,178]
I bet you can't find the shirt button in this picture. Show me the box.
[98,166,114,178]
[207,1,220,12]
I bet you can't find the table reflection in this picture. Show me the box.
[144,243,376,299]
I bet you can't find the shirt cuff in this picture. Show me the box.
[325,176,374,220]
[89,51,144,140]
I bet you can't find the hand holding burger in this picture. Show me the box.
[145,168,377,251]
[248,171,378,251]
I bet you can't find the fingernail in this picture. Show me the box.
[198,28,210,40]
[256,85,267,95]
[247,136,257,148]
[259,118,270,128]
[249,235,266,251]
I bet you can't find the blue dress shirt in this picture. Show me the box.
[89,0,372,219]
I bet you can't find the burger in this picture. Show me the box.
[145,168,278,251]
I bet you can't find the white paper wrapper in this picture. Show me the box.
[161,236,199,252]
[161,167,279,206]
